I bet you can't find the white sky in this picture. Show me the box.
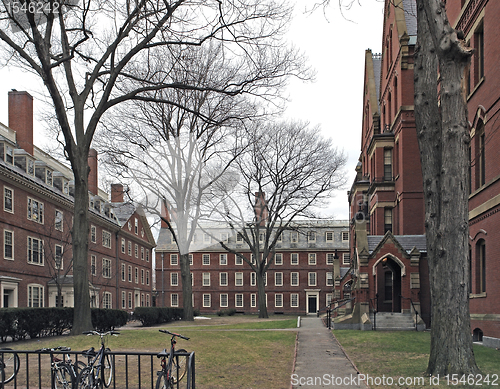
[0,0,385,221]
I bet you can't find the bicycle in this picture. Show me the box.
[76,331,119,389]
[36,346,86,389]
[156,329,189,389]
[0,348,20,387]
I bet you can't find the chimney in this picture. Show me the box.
[161,200,171,228]
[8,90,34,155]
[111,183,124,203]
[254,191,268,226]
[88,148,98,196]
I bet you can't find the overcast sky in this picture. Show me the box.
[0,0,385,221]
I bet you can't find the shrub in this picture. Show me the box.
[134,307,184,326]
[91,308,128,332]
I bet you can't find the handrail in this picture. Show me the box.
[317,297,355,330]
[369,296,378,330]
[400,295,421,331]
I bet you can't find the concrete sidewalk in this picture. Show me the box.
[291,316,368,389]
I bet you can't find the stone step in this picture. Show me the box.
[371,313,416,330]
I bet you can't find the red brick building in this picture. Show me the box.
[0,91,155,312]
[446,0,500,347]
[155,220,350,315]
[339,0,430,330]
[340,0,500,345]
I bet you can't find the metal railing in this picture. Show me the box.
[369,296,378,331]
[400,295,422,331]
[1,349,195,389]
[318,297,356,330]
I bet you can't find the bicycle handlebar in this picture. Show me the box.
[82,330,120,335]
[159,329,190,340]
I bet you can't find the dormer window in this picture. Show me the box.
[53,172,69,194]
[0,143,14,165]
[35,162,54,186]
[13,150,35,176]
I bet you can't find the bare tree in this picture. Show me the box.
[0,0,308,332]
[414,0,479,376]
[97,43,261,320]
[205,121,346,318]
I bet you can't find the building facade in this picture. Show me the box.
[341,0,500,345]
[155,220,349,315]
[446,0,500,345]
[0,91,155,312]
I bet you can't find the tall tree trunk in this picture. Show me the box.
[180,253,194,321]
[257,268,268,318]
[71,155,93,334]
[414,0,479,376]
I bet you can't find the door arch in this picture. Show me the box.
[374,255,403,312]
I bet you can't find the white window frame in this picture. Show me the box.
[91,225,96,243]
[343,253,351,266]
[235,272,243,286]
[102,258,112,278]
[141,269,145,284]
[327,253,335,265]
[128,265,132,282]
[4,229,14,260]
[91,255,97,276]
[342,231,349,241]
[308,272,317,287]
[235,256,243,265]
[102,230,112,249]
[102,292,112,309]
[141,247,144,260]
[220,293,228,308]
[55,210,63,231]
[326,231,334,242]
[28,284,44,307]
[146,270,150,285]
[275,272,283,287]
[189,254,193,265]
[274,253,283,265]
[290,231,298,243]
[251,272,256,286]
[27,197,44,224]
[326,272,334,286]
[171,293,179,307]
[135,267,139,283]
[135,218,139,234]
[27,236,44,265]
[135,244,138,258]
[235,294,243,308]
[291,272,299,286]
[171,272,178,286]
[55,244,63,270]
[275,293,283,308]
[4,186,13,213]
[202,272,210,287]
[291,293,299,308]
[202,254,210,266]
[170,254,178,266]
[121,263,126,281]
[203,294,211,308]
[219,254,227,265]
[128,241,132,256]
[308,253,316,265]
[219,272,228,286]
[308,231,316,242]
[121,238,126,253]
[122,291,126,309]
[291,253,299,265]
[251,293,257,307]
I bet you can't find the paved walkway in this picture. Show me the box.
[292,316,368,389]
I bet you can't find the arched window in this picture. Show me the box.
[475,121,485,188]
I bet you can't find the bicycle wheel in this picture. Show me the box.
[172,349,188,383]
[76,366,94,389]
[53,364,74,389]
[101,353,113,388]
[0,364,5,386]
[0,348,20,384]
[155,371,172,389]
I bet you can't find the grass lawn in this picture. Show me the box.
[7,315,298,389]
[334,330,500,388]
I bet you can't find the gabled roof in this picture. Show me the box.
[367,233,427,254]
[403,0,417,37]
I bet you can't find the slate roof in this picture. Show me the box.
[110,202,136,227]
[367,234,427,254]
[403,0,417,37]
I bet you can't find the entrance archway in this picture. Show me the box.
[374,255,402,312]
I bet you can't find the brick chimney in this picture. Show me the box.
[254,191,268,226]
[111,183,124,203]
[8,90,34,155]
[88,148,98,196]
[161,200,171,228]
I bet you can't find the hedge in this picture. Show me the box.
[133,307,183,327]
[0,307,128,342]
